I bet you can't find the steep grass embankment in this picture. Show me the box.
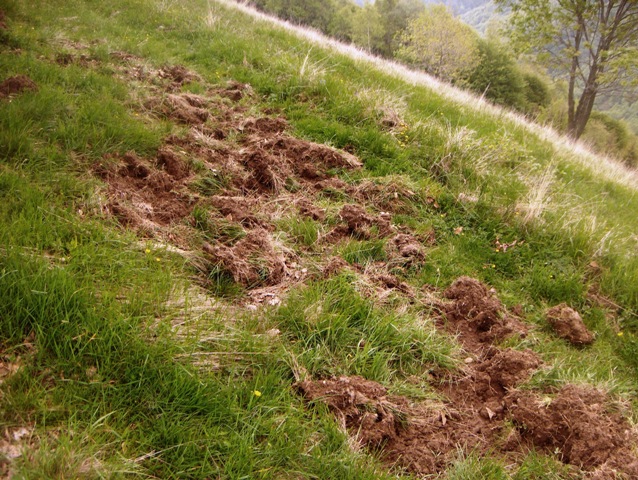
[1,0,637,478]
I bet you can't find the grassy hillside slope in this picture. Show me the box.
[1,0,637,478]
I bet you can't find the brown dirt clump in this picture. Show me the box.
[95,151,195,232]
[232,135,361,194]
[506,385,638,475]
[322,256,350,278]
[296,199,325,221]
[297,277,638,478]
[372,273,414,297]
[209,196,266,228]
[0,10,6,30]
[148,93,210,125]
[443,277,527,350]
[158,64,201,87]
[0,75,38,98]
[203,228,286,287]
[353,180,417,214]
[216,80,253,101]
[332,204,393,240]
[239,149,285,193]
[296,376,401,447]
[443,348,541,416]
[240,116,288,135]
[388,233,426,263]
[546,303,595,345]
[296,363,530,476]
[256,136,362,173]
[156,147,190,180]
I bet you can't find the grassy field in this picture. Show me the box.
[1,0,637,478]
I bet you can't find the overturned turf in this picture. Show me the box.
[297,278,638,478]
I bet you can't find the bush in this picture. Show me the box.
[466,39,526,110]
[582,111,638,167]
[522,72,551,113]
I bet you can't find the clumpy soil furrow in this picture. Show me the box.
[298,277,638,478]
[92,56,638,477]
[97,63,436,303]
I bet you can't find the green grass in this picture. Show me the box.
[1,0,638,478]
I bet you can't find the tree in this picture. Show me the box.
[467,38,526,109]
[374,0,424,57]
[349,2,385,53]
[254,0,337,33]
[397,5,480,84]
[497,0,638,139]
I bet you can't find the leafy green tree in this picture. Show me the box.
[253,0,337,32]
[349,2,385,53]
[397,4,480,84]
[497,0,638,139]
[521,72,550,114]
[467,39,526,109]
[374,0,424,57]
[328,0,357,43]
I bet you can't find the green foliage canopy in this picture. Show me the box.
[497,0,638,139]
[397,4,480,84]
[467,38,526,109]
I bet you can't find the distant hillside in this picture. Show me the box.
[422,0,490,14]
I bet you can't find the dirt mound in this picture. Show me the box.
[322,256,350,278]
[444,348,541,412]
[116,62,200,89]
[148,93,210,125]
[330,204,393,240]
[296,199,325,221]
[372,273,414,296]
[0,75,38,98]
[239,149,286,193]
[216,80,253,101]
[156,148,190,180]
[546,303,594,345]
[231,136,362,195]
[95,151,194,232]
[444,277,527,349]
[158,64,200,87]
[297,276,635,478]
[507,385,638,475]
[203,228,286,287]
[257,136,362,172]
[55,52,98,67]
[210,196,265,228]
[353,180,417,214]
[240,116,288,135]
[296,376,401,447]
[388,233,426,263]
[296,359,535,476]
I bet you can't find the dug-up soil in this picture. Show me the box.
[0,75,38,98]
[92,58,638,477]
[97,59,432,298]
[298,278,638,479]
[546,303,595,345]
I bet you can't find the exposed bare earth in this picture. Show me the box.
[546,303,595,345]
[298,278,638,478]
[91,55,638,477]
[96,57,435,303]
[0,75,37,98]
